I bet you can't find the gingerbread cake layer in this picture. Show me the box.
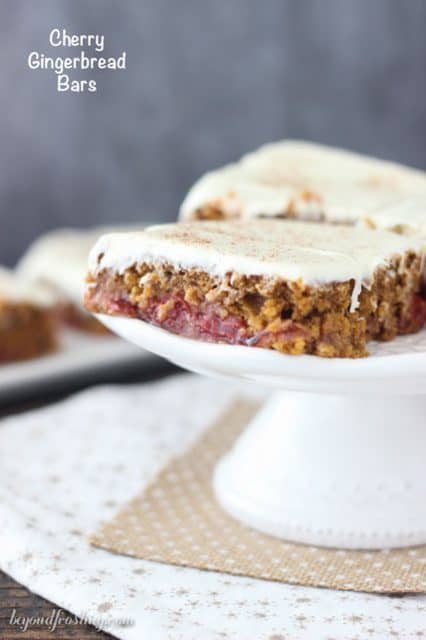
[85,221,426,358]
[179,141,426,228]
[0,268,57,363]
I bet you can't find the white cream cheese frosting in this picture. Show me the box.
[179,141,426,224]
[0,267,56,307]
[88,220,424,312]
[18,226,140,307]
[362,196,426,237]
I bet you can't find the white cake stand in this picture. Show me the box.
[97,314,426,550]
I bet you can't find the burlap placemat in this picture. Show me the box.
[91,399,426,594]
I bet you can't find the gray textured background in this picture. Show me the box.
[1,0,425,264]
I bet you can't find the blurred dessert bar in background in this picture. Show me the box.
[179,141,426,232]
[17,226,137,333]
[0,267,57,363]
[84,220,426,358]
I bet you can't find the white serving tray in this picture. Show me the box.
[0,329,155,404]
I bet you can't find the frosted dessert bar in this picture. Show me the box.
[180,141,426,227]
[0,268,57,363]
[84,220,426,358]
[17,226,138,333]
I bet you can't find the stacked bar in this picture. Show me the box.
[179,141,426,234]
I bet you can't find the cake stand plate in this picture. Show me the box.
[97,315,426,550]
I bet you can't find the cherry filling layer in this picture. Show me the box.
[86,284,426,351]
[94,289,310,347]
[399,293,426,333]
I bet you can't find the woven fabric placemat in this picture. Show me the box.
[91,399,426,594]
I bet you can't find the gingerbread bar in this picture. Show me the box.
[0,268,57,363]
[179,141,426,226]
[17,227,137,334]
[84,220,426,358]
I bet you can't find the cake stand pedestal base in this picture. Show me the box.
[98,315,426,550]
[213,392,426,549]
